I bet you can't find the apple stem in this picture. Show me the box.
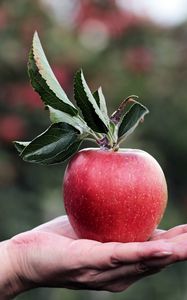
[97,136,110,149]
[97,131,120,151]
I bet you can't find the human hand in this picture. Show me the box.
[1,216,187,299]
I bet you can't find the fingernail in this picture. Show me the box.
[152,251,173,258]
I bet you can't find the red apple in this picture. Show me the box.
[63,148,167,243]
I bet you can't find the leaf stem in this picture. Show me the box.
[88,129,102,140]
[85,138,98,145]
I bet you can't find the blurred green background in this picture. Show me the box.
[0,0,187,299]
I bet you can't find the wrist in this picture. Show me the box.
[0,239,30,299]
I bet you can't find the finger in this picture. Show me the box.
[33,216,78,239]
[79,239,173,269]
[99,267,163,293]
[170,231,187,243]
[93,261,163,285]
[149,229,166,239]
[140,232,187,270]
[151,225,187,241]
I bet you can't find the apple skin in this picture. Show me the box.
[63,148,167,243]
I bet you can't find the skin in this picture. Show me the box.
[1,216,187,299]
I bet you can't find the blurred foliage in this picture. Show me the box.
[0,0,187,299]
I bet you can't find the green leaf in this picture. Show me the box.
[92,89,100,106]
[47,106,89,134]
[20,122,81,163]
[110,95,139,125]
[13,141,30,154]
[118,102,149,140]
[28,32,78,116]
[39,140,82,165]
[74,70,109,133]
[93,87,109,124]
